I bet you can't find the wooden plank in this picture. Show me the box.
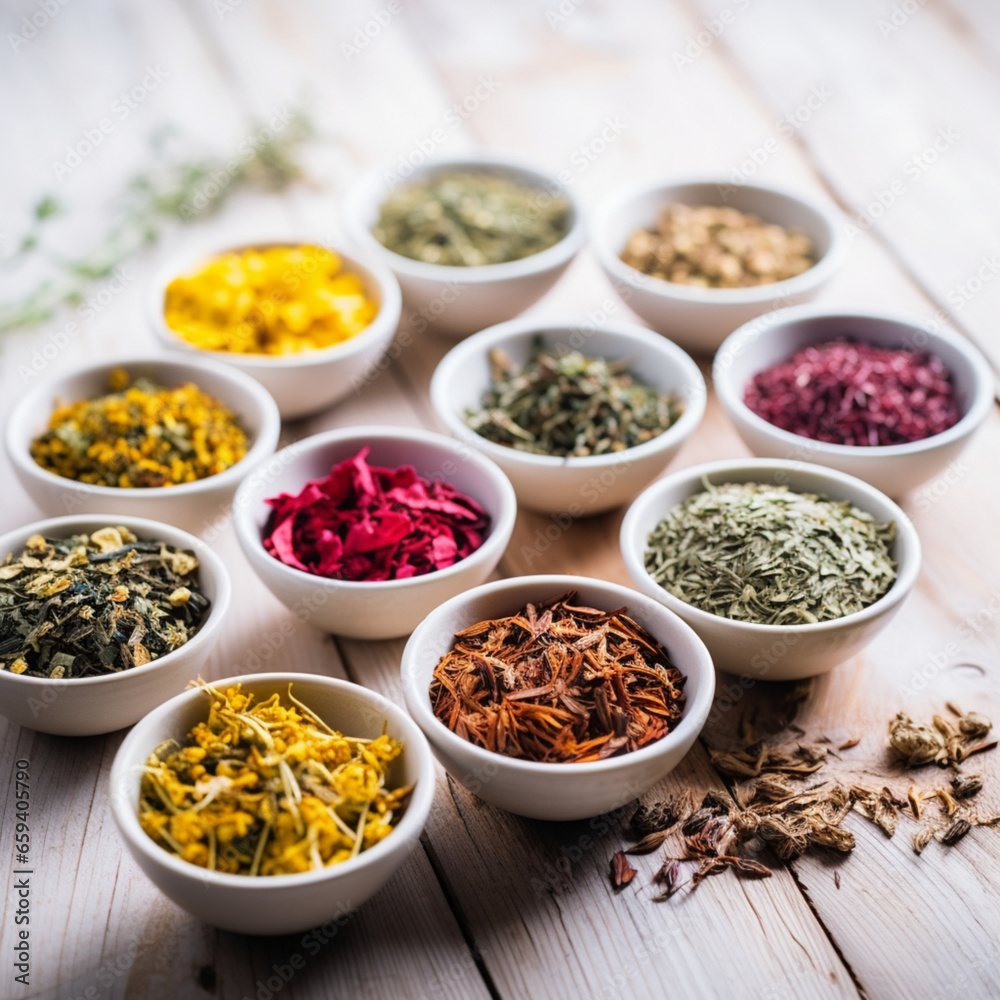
[371,2,1000,999]
[682,0,1000,374]
[0,3,493,998]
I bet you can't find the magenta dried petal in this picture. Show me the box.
[744,338,959,447]
[262,448,491,582]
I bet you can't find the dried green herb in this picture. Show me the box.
[463,336,683,457]
[372,169,570,266]
[644,481,897,625]
[0,527,209,678]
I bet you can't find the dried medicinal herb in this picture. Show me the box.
[630,796,687,837]
[938,818,972,846]
[139,682,413,875]
[951,775,984,800]
[429,591,687,764]
[652,858,682,900]
[29,368,249,487]
[463,336,683,457]
[888,707,992,768]
[164,245,378,355]
[610,851,638,889]
[644,481,897,625]
[620,203,815,288]
[0,527,209,678]
[743,340,960,447]
[263,448,490,582]
[373,169,571,267]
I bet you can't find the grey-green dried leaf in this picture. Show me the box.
[643,482,897,625]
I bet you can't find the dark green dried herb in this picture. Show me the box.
[0,527,209,678]
[372,170,570,266]
[644,481,897,625]
[464,336,683,457]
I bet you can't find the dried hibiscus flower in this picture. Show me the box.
[262,447,490,582]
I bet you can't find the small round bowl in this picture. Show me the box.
[110,672,436,935]
[148,240,402,419]
[620,459,921,680]
[0,515,230,736]
[401,574,715,821]
[342,153,586,339]
[429,318,707,515]
[713,305,995,497]
[591,178,847,355]
[5,355,281,532]
[233,426,517,640]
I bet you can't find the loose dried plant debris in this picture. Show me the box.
[610,851,637,890]
[608,703,998,898]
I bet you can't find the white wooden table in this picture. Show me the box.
[2,2,999,998]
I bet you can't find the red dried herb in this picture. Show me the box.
[429,591,687,764]
[743,339,959,447]
[610,851,638,889]
[262,447,490,582]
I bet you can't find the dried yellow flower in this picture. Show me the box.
[163,245,378,355]
[138,683,413,877]
[30,370,249,488]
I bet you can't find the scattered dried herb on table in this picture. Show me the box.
[163,245,378,355]
[0,527,208,678]
[263,447,490,582]
[609,702,999,898]
[621,203,815,288]
[463,336,683,457]
[429,591,686,763]
[743,340,960,447]
[139,683,412,876]
[644,481,897,625]
[373,169,571,266]
[30,368,249,488]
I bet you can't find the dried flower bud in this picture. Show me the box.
[939,818,972,846]
[888,712,947,766]
[958,712,992,740]
[630,799,679,837]
[951,774,984,800]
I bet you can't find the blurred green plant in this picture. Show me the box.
[0,112,314,334]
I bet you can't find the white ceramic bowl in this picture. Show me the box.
[5,355,281,533]
[148,240,402,419]
[342,153,586,339]
[0,515,230,736]
[233,426,517,640]
[110,672,436,935]
[591,178,847,355]
[620,459,921,680]
[401,575,715,821]
[430,318,707,515]
[713,305,995,497]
